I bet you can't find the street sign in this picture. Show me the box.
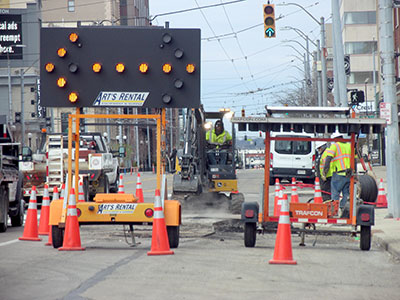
[40,27,201,108]
[380,102,391,124]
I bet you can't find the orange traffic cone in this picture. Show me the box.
[135,173,144,203]
[314,177,323,204]
[291,177,299,203]
[60,183,65,200]
[19,186,41,241]
[59,188,85,251]
[376,179,388,208]
[273,179,281,216]
[269,188,297,265]
[147,189,174,256]
[46,186,59,246]
[38,184,50,235]
[78,181,85,202]
[118,174,125,194]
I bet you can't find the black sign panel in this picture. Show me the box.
[40,27,201,108]
[350,90,365,105]
[0,14,22,59]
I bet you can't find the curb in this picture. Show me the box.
[373,234,400,260]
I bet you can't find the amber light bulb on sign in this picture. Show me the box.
[139,63,149,73]
[92,63,102,73]
[57,48,67,58]
[45,63,55,73]
[69,92,79,103]
[116,63,125,73]
[162,63,172,74]
[186,64,195,74]
[57,77,67,88]
[69,32,79,43]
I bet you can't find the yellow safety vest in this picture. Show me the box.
[206,129,232,146]
[326,142,351,174]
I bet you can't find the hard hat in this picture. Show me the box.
[331,132,344,139]
[316,141,327,149]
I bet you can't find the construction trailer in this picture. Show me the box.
[232,106,386,251]
[40,26,201,248]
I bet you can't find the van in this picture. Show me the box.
[269,132,316,185]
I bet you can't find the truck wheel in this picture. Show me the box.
[244,222,257,247]
[167,226,179,248]
[360,225,371,251]
[0,187,9,232]
[229,193,245,214]
[104,176,110,194]
[11,173,24,227]
[52,225,64,248]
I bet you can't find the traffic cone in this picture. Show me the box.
[314,177,323,204]
[135,173,144,203]
[147,189,174,256]
[59,188,85,251]
[60,183,65,200]
[46,186,59,246]
[118,174,125,194]
[78,181,85,203]
[274,188,283,217]
[269,188,297,265]
[273,179,281,216]
[19,186,41,241]
[291,177,299,203]
[376,179,388,208]
[38,184,50,235]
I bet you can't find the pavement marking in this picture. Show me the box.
[0,239,19,247]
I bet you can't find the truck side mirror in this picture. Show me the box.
[119,146,126,158]
[21,146,33,161]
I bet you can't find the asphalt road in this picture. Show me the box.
[1,169,400,300]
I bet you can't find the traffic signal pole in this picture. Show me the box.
[379,0,400,218]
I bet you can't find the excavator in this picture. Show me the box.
[172,106,244,214]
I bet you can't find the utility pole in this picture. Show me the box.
[316,40,323,106]
[332,0,348,107]
[320,17,328,106]
[20,68,25,148]
[379,0,400,218]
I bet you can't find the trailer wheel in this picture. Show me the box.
[52,225,64,248]
[229,193,245,214]
[167,226,179,248]
[0,187,9,232]
[244,222,257,247]
[360,225,371,251]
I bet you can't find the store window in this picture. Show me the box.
[68,0,75,12]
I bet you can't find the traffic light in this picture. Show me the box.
[241,108,245,117]
[350,91,365,105]
[263,4,276,38]
[15,112,21,123]
[45,117,51,127]
[40,27,201,109]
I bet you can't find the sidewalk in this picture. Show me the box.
[369,165,400,259]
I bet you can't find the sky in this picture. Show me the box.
[149,0,332,118]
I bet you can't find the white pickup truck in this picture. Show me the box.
[19,132,120,201]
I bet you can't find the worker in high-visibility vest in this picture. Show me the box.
[206,119,232,165]
[322,133,352,217]
[316,141,333,201]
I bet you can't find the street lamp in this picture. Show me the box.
[277,2,328,106]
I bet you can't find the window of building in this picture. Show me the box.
[345,41,377,55]
[68,0,75,12]
[120,0,127,25]
[344,11,376,25]
[348,71,378,85]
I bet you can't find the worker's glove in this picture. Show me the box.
[321,173,327,182]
